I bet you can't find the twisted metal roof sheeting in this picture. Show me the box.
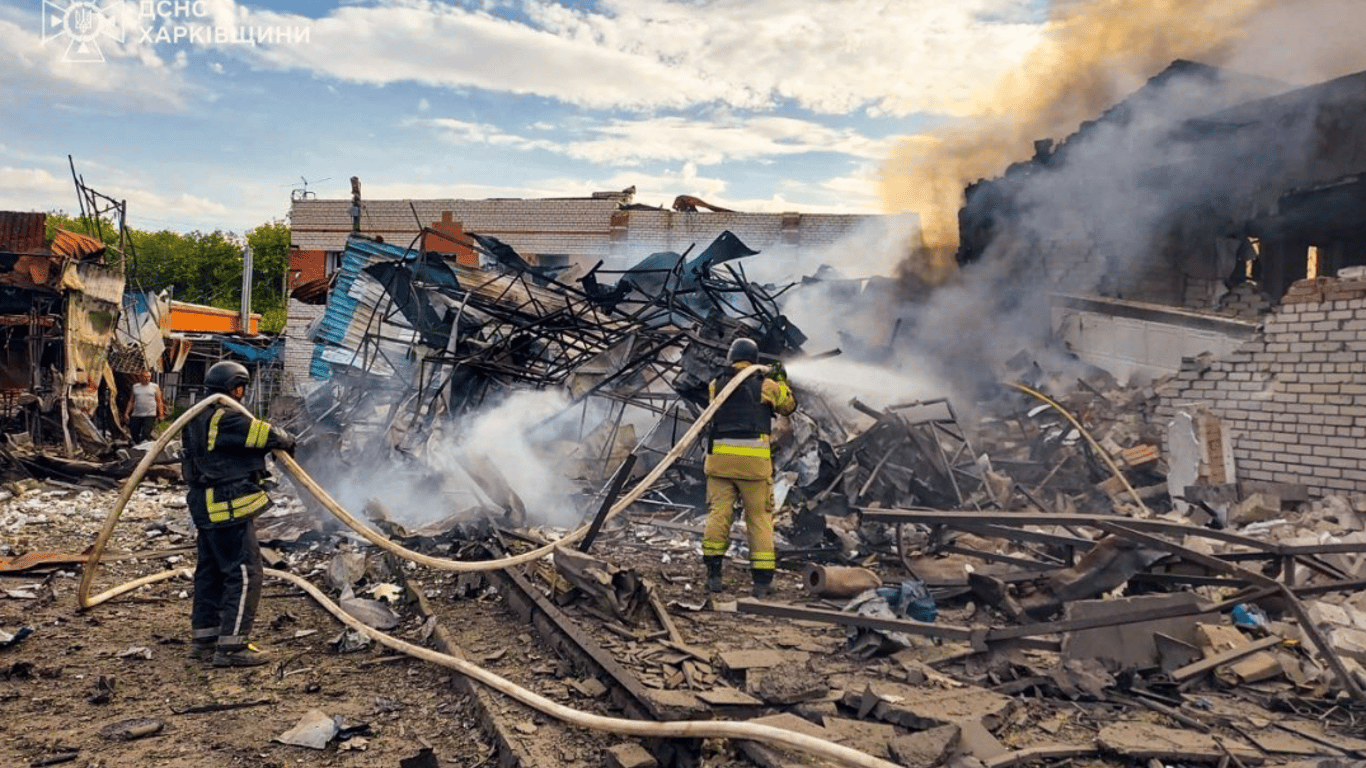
[51,228,107,261]
[0,212,47,253]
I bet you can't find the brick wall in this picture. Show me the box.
[282,298,325,393]
[292,249,325,290]
[290,198,621,260]
[1157,276,1366,497]
[290,198,878,268]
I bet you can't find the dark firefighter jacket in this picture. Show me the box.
[704,362,797,481]
[181,403,292,529]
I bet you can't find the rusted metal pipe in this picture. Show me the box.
[803,564,881,598]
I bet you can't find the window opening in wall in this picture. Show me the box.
[325,250,343,278]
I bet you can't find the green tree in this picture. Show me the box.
[44,210,293,334]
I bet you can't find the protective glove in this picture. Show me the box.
[274,429,297,455]
[766,361,788,383]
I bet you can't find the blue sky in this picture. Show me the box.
[0,0,1050,234]
[2,0,1358,239]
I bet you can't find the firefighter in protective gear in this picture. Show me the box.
[702,338,797,598]
[182,361,296,667]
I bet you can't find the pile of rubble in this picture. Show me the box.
[7,226,1366,766]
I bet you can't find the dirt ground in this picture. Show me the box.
[0,481,508,768]
[6,475,1356,768]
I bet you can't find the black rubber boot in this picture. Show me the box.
[189,639,216,661]
[704,556,724,593]
[213,642,268,668]
[751,569,774,599]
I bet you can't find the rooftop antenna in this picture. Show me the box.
[289,176,332,202]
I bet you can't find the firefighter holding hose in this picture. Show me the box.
[182,361,296,667]
[701,338,797,598]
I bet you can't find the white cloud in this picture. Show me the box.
[0,166,72,208]
[360,179,555,200]
[417,97,431,111]
[0,12,198,110]
[416,113,903,165]
[773,161,885,212]
[0,160,253,233]
[527,160,882,215]
[193,0,1042,116]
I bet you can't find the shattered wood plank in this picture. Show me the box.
[496,565,673,723]
[841,681,1016,731]
[983,745,1099,768]
[737,599,971,642]
[696,687,763,706]
[737,599,1058,651]
[400,561,542,768]
[986,589,1260,642]
[715,649,811,673]
[1273,721,1366,758]
[647,586,683,646]
[862,509,1366,556]
[659,639,710,663]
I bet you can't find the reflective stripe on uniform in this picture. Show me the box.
[711,437,771,458]
[245,419,270,449]
[206,487,270,523]
[702,539,729,557]
[207,409,226,451]
[751,551,776,570]
[712,444,770,457]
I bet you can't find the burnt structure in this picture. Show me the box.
[957,60,1366,314]
[293,231,807,486]
[0,212,125,454]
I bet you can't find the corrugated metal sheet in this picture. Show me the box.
[0,212,47,253]
[0,224,111,291]
[309,238,419,379]
[59,261,125,303]
[1,256,56,289]
[51,228,107,261]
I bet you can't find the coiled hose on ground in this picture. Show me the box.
[76,367,901,768]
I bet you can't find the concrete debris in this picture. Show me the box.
[605,742,657,768]
[1097,721,1263,763]
[19,151,1366,765]
[274,709,341,750]
[745,665,829,706]
[888,723,961,767]
[1060,592,1214,670]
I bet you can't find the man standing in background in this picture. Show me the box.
[124,370,165,443]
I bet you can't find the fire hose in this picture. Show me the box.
[77,366,901,768]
